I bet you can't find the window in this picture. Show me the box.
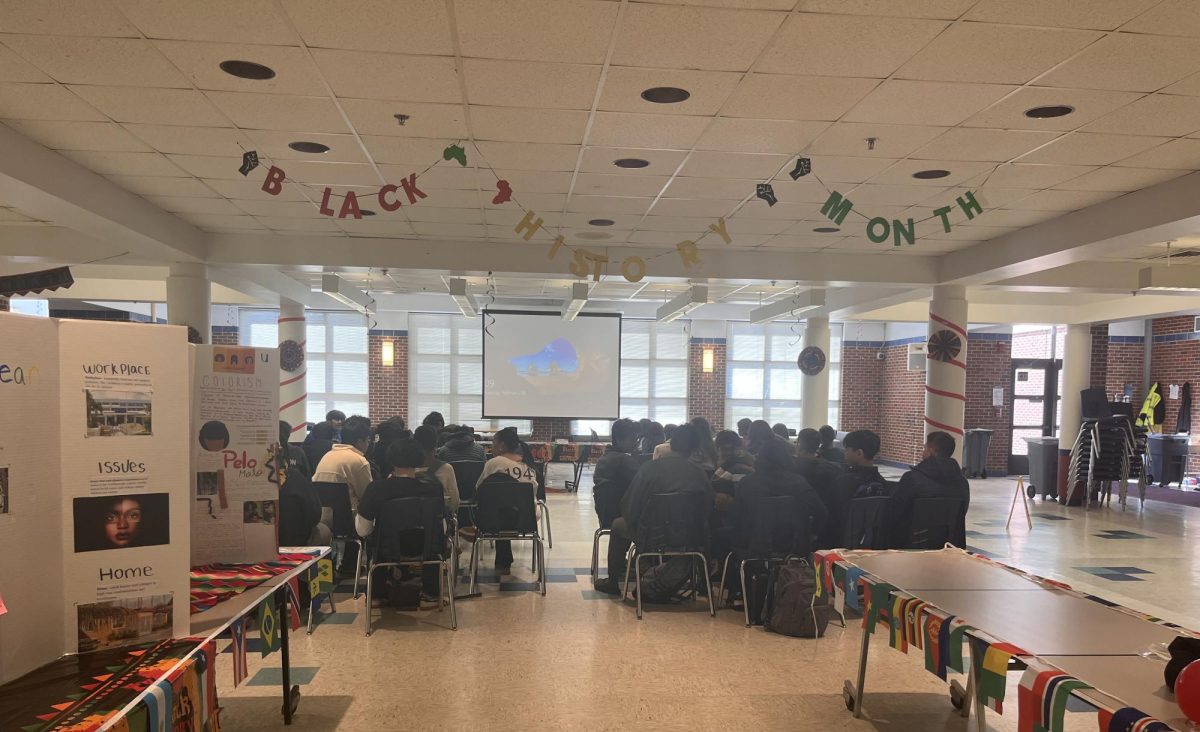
[408,313,531,435]
[725,322,843,430]
[240,309,369,425]
[571,320,688,438]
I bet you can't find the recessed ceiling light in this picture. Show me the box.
[219,60,276,80]
[640,86,690,104]
[813,227,840,234]
[913,169,951,180]
[1024,104,1075,119]
[614,158,650,169]
[360,209,376,217]
[288,141,330,154]
[577,232,612,240]
[588,218,615,227]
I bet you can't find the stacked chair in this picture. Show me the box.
[1065,416,1146,509]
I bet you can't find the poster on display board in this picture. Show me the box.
[57,320,191,655]
[190,345,280,565]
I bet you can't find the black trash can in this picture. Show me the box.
[962,429,994,479]
[1025,436,1059,500]
[1147,433,1189,487]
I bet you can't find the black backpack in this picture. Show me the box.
[638,557,694,603]
[764,558,830,638]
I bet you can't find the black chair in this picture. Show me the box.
[565,444,594,493]
[278,491,311,547]
[621,492,715,619]
[908,497,966,549]
[717,495,814,626]
[450,461,485,504]
[467,476,546,594]
[844,496,892,550]
[313,481,366,597]
[363,496,456,634]
[590,477,626,585]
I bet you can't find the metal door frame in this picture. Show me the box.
[1009,359,1062,467]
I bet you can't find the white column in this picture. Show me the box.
[801,315,831,429]
[925,285,968,461]
[278,298,307,442]
[165,262,210,342]
[1059,324,1092,449]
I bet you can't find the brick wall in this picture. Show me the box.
[1106,337,1144,405]
[1149,316,1200,469]
[1089,324,1108,390]
[368,330,408,424]
[839,341,883,435]
[211,325,238,345]
[878,340,926,466]
[688,339,726,428]
[531,417,573,441]
[964,334,1011,473]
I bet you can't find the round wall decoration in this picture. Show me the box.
[280,339,305,373]
[927,329,963,363]
[797,346,826,376]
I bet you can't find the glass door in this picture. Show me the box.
[1009,358,1061,474]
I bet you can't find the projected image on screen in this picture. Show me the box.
[483,311,620,419]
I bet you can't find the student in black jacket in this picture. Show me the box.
[795,428,842,512]
[733,437,828,554]
[592,419,642,595]
[823,430,888,548]
[818,425,846,465]
[890,431,971,549]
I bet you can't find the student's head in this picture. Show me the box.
[413,425,438,457]
[736,418,752,438]
[756,437,795,476]
[663,423,676,440]
[690,417,712,439]
[772,423,790,441]
[199,421,230,452]
[104,496,143,548]
[494,426,521,454]
[325,410,346,429]
[279,420,293,447]
[690,417,716,455]
[309,421,334,442]
[796,428,821,457]
[375,416,407,444]
[422,411,445,430]
[637,418,652,436]
[746,420,774,453]
[342,415,372,451]
[611,418,639,453]
[924,431,956,460]
[714,430,742,461]
[843,430,881,467]
[819,425,837,448]
[669,423,700,456]
[387,439,427,472]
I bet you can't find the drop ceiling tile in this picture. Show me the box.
[1038,34,1200,92]
[759,13,947,78]
[845,80,1016,126]
[0,35,186,87]
[338,219,415,236]
[1083,94,1200,137]
[246,130,369,163]
[154,41,324,95]
[629,230,693,244]
[309,49,460,104]
[573,173,669,198]
[925,186,1038,209]
[868,159,998,186]
[275,161,380,186]
[483,169,571,194]
[122,124,253,156]
[611,4,785,72]
[767,234,841,250]
[411,222,487,238]
[178,213,267,231]
[390,164,477,190]
[807,122,947,157]
[231,198,326,217]
[559,212,644,229]
[650,198,739,217]
[340,99,466,138]
[724,218,792,235]
[637,215,715,232]
[485,207,560,228]
[568,195,652,215]
[145,195,243,215]
[1120,0,1200,37]
[983,162,1096,188]
[0,207,34,222]
[725,75,880,120]
[579,147,687,174]
[456,0,616,63]
[169,153,263,180]
[484,191,564,210]
[925,224,1015,240]
[1016,132,1167,166]
[758,179,833,204]
[0,83,105,121]
[470,106,589,144]
[1163,71,1200,97]
[413,188,484,208]
[62,150,186,176]
[1116,138,1200,170]
[206,92,350,134]
[108,174,219,197]
[404,207,484,224]
[256,215,342,232]
[665,177,758,199]
[964,0,1157,30]
[117,0,298,44]
[1056,166,1186,191]
[204,176,308,201]
[282,0,452,55]
[797,0,974,19]
[850,183,948,206]
[679,151,789,179]
[0,0,137,36]
[1001,188,1119,211]
[798,156,897,184]
[69,85,228,125]
[359,136,448,166]
[4,119,150,151]
[586,112,709,149]
[696,119,830,154]
[911,128,1060,162]
[474,141,580,172]
[962,86,1143,131]
[0,43,50,82]
[464,59,599,110]
[598,67,740,116]
[961,208,1058,228]
[896,24,1101,85]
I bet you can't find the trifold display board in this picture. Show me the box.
[0,313,191,685]
[190,345,280,566]
[482,310,621,419]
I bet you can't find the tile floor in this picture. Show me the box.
[213,467,1200,731]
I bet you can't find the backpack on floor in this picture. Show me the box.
[745,568,772,626]
[638,556,694,603]
[764,558,830,638]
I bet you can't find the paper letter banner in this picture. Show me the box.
[258,595,280,657]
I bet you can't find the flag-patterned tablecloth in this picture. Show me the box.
[189,552,316,615]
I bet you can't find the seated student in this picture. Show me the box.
[325,409,346,442]
[689,417,719,473]
[733,437,828,555]
[890,431,971,549]
[476,426,539,575]
[818,425,846,465]
[302,421,335,475]
[794,428,843,525]
[413,425,460,512]
[605,425,712,593]
[355,439,446,607]
[771,423,791,441]
[278,463,332,548]
[651,423,675,460]
[372,416,410,478]
[279,420,311,478]
[593,419,643,595]
[422,411,446,431]
[437,425,486,463]
[712,430,754,497]
[824,430,888,549]
[745,420,777,456]
[312,415,374,509]
[736,418,753,443]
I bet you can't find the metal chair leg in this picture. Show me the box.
[352,539,365,599]
[700,554,715,617]
[634,553,644,620]
[622,544,636,600]
[363,564,374,636]
[538,539,547,595]
[446,560,457,630]
[717,552,733,610]
[740,559,752,626]
[437,560,445,614]
[591,528,602,585]
[538,500,553,550]
[468,538,480,595]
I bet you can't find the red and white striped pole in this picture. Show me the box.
[925,285,968,461]
[278,298,307,442]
